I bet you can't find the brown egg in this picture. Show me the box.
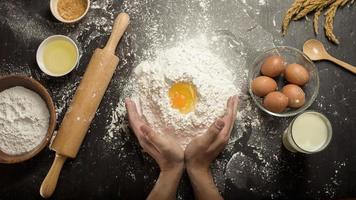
[261,55,285,77]
[251,76,277,97]
[263,91,289,113]
[282,84,305,108]
[285,63,310,86]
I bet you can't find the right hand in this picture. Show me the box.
[185,95,238,172]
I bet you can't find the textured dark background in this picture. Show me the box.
[0,0,355,199]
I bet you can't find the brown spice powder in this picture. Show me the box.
[57,0,88,21]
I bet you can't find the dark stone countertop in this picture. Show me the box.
[0,0,355,199]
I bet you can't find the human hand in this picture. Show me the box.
[126,98,184,200]
[185,95,238,173]
[184,95,238,200]
[125,98,184,172]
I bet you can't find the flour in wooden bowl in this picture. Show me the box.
[0,86,49,155]
[132,36,240,149]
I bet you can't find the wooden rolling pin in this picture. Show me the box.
[40,13,130,198]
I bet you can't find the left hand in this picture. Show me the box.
[185,95,239,173]
[183,96,238,200]
[125,98,184,172]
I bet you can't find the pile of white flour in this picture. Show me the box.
[132,36,239,148]
[0,86,50,155]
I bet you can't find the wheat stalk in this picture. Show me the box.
[324,0,350,44]
[313,0,334,34]
[295,0,334,21]
[282,0,307,35]
[283,0,353,44]
[293,0,322,20]
[313,8,323,34]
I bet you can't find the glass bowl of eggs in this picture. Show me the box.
[248,46,319,117]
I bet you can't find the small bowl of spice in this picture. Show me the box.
[50,0,90,23]
[0,75,56,164]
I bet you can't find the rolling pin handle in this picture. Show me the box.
[104,13,130,54]
[40,154,67,198]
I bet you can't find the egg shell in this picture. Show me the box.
[282,84,305,108]
[263,91,289,113]
[285,63,310,86]
[251,76,277,97]
[260,55,285,77]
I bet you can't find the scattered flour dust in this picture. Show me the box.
[132,36,239,148]
[0,86,49,155]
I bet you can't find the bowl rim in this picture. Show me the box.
[0,75,57,164]
[36,34,79,77]
[50,0,91,23]
[289,110,333,153]
[248,46,320,117]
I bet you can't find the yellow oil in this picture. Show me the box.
[168,82,197,114]
[43,39,77,75]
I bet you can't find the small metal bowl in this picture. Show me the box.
[50,0,90,23]
[248,46,320,117]
[0,75,56,164]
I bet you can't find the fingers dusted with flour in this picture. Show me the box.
[125,98,184,171]
[185,95,238,200]
[125,99,144,135]
[197,118,225,148]
[126,100,156,151]
[208,95,239,154]
[141,125,166,151]
[222,95,238,136]
[185,95,238,170]
[125,98,184,200]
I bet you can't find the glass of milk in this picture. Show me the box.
[282,111,332,153]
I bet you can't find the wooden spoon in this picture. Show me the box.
[303,39,356,74]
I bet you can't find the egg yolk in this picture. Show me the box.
[168,82,197,114]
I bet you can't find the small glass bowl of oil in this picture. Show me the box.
[36,35,79,77]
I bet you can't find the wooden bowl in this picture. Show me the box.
[0,75,56,164]
[50,0,90,23]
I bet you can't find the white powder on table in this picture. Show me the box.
[132,36,239,149]
[0,86,49,155]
